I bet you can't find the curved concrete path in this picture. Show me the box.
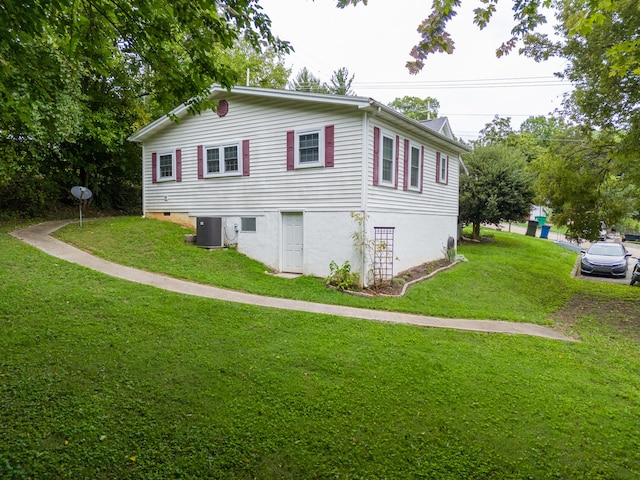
[9,221,575,342]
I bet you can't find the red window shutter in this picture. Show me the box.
[446,155,449,184]
[420,146,424,194]
[394,135,400,189]
[325,125,334,167]
[197,145,203,179]
[436,152,441,183]
[403,138,409,191]
[176,149,182,182]
[151,152,157,183]
[286,131,295,170]
[242,140,250,176]
[373,127,380,186]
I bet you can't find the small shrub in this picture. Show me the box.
[326,260,361,291]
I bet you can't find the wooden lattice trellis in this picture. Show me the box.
[373,226,395,283]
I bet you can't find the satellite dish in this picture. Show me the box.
[70,186,92,227]
[71,186,93,200]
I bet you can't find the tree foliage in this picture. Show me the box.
[531,128,636,241]
[288,67,330,93]
[388,96,440,121]
[289,67,358,95]
[219,39,291,90]
[460,144,535,239]
[523,0,640,160]
[336,0,554,72]
[328,67,356,95]
[0,0,289,216]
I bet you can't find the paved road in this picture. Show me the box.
[9,220,576,342]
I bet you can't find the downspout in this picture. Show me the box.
[360,111,369,287]
[141,144,146,218]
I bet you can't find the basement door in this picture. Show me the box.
[282,213,303,273]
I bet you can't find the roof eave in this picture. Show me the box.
[361,100,471,154]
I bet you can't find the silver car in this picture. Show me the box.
[580,242,631,277]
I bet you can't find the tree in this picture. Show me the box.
[460,144,535,240]
[289,68,329,93]
[0,1,290,128]
[219,39,291,90]
[531,128,634,241]
[388,96,440,121]
[337,0,555,72]
[476,116,515,146]
[523,0,640,160]
[519,116,567,148]
[328,67,356,95]
[0,1,290,216]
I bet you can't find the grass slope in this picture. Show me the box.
[54,217,589,324]
[2,220,640,478]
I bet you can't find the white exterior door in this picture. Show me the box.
[282,213,303,273]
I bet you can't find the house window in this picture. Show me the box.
[410,145,421,189]
[381,135,395,184]
[205,143,241,176]
[299,132,319,163]
[295,129,324,168]
[241,217,257,232]
[158,152,175,181]
[437,152,449,184]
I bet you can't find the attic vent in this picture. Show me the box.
[196,217,223,248]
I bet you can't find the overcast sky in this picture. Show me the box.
[259,0,571,141]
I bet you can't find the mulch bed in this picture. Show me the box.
[360,258,454,296]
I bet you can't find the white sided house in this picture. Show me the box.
[129,86,470,284]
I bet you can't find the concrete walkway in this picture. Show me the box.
[9,221,575,342]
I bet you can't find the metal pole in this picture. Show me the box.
[79,202,83,227]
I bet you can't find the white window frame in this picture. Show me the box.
[437,152,449,184]
[379,133,395,186]
[204,142,242,177]
[294,128,324,168]
[157,151,175,182]
[409,144,421,190]
[241,217,257,233]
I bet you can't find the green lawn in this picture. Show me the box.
[52,216,607,324]
[3,218,640,478]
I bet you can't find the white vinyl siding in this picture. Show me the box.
[142,94,364,214]
[368,121,459,216]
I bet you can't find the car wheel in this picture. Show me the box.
[632,273,639,286]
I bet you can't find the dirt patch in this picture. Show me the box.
[552,295,640,341]
[460,235,496,245]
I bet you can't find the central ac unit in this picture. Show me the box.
[196,217,223,248]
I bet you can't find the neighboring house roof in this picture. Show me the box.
[129,86,471,154]
[421,117,454,139]
[422,117,470,174]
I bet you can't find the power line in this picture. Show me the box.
[353,79,566,90]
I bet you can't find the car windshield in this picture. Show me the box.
[588,244,624,256]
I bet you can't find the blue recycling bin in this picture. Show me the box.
[540,225,551,239]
